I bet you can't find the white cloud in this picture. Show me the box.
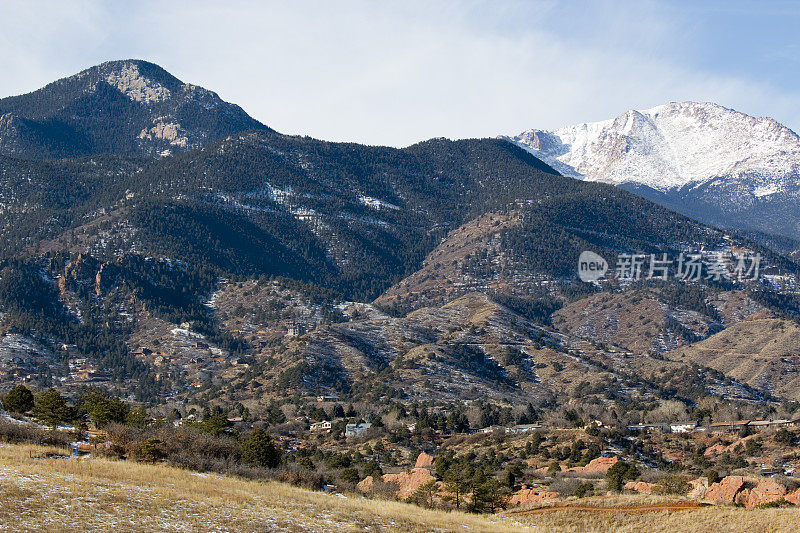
[1,0,798,146]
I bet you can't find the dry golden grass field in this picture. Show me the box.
[0,443,530,532]
[2,442,799,532]
[509,499,800,533]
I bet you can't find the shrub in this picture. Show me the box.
[0,419,72,448]
[607,460,639,492]
[139,437,164,462]
[756,498,791,509]
[33,389,73,429]
[339,467,361,484]
[705,469,721,484]
[775,428,796,446]
[2,384,34,415]
[655,474,691,495]
[241,429,281,469]
[80,389,130,427]
[573,481,594,498]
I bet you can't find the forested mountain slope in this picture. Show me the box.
[1,62,799,410]
[0,59,268,158]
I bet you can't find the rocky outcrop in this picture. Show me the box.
[704,476,746,504]
[704,476,787,508]
[508,486,560,506]
[740,478,786,509]
[662,450,684,462]
[703,443,727,458]
[356,475,374,493]
[687,477,709,500]
[106,63,172,103]
[568,456,618,474]
[138,120,189,148]
[704,434,759,457]
[786,488,800,506]
[624,481,658,494]
[414,452,434,468]
[381,468,437,499]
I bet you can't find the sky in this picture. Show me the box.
[1,0,799,147]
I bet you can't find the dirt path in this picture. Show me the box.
[505,501,707,516]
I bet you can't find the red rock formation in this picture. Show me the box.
[382,468,437,499]
[704,476,746,504]
[662,450,684,462]
[687,477,708,500]
[703,443,727,458]
[568,456,619,474]
[740,478,786,509]
[414,452,434,468]
[704,434,760,457]
[508,486,560,506]
[356,475,374,493]
[704,476,787,508]
[786,488,800,506]
[624,481,658,494]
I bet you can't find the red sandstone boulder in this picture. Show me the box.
[508,486,560,506]
[356,475,374,493]
[786,488,800,506]
[741,478,786,509]
[704,476,787,508]
[687,477,708,500]
[624,481,658,494]
[704,476,746,504]
[382,468,437,499]
[568,456,619,474]
[414,452,434,468]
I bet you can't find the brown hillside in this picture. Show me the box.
[666,318,800,400]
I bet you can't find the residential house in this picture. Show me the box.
[310,420,332,432]
[345,422,372,437]
[670,422,699,433]
[286,320,307,337]
[626,424,666,432]
[506,424,542,434]
[710,420,751,432]
[316,394,340,402]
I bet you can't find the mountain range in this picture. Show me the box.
[1,60,799,415]
[504,102,800,244]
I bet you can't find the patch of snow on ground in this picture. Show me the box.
[754,183,780,197]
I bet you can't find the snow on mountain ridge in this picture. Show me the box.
[505,102,800,191]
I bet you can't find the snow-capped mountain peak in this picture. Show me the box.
[504,101,800,192]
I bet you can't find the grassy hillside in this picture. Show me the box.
[0,443,532,532]
[2,443,799,532]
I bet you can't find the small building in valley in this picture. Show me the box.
[345,422,371,437]
[310,420,332,432]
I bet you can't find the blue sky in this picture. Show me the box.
[1,0,799,146]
